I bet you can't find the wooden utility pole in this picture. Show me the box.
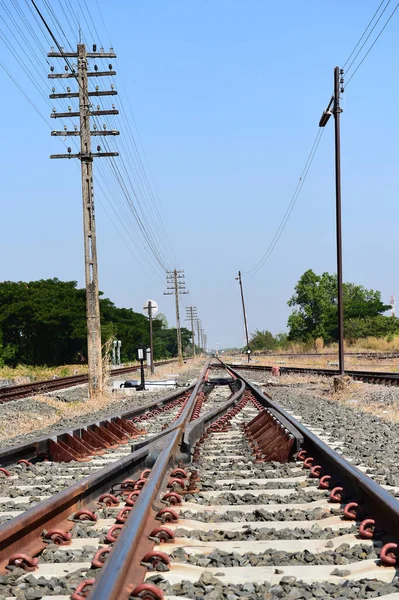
[186,306,197,358]
[49,44,119,398]
[196,318,201,355]
[164,269,188,365]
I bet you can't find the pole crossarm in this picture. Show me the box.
[51,109,119,118]
[49,71,116,79]
[50,90,117,99]
[50,152,119,159]
[48,51,116,58]
[51,130,120,136]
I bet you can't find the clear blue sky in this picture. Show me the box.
[0,1,398,349]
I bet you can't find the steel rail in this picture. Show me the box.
[0,359,185,403]
[0,384,195,468]
[0,441,153,571]
[227,362,399,385]
[0,362,211,574]
[225,362,399,543]
[89,360,249,599]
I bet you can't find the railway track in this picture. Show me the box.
[1,359,399,599]
[228,363,399,386]
[0,360,181,404]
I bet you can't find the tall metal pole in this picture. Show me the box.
[237,271,250,363]
[333,66,344,376]
[78,43,102,396]
[148,301,155,374]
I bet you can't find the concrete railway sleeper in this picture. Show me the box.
[2,360,399,599]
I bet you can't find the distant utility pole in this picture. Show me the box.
[186,306,198,358]
[196,318,201,354]
[319,66,344,376]
[391,295,396,318]
[236,271,250,363]
[48,44,119,398]
[164,270,189,365]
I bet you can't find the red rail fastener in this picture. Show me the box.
[140,468,152,479]
[91,547,112,568]
[343,502,358,519]
[319,475,331,489]
[161,492,182,506]
[167,477,186,490]
[134,478,147,490]
[330,486,344,502]
[7,553,38,572]
[0,468,11,477]
[105,524,123,543]
[155,508,178,523]
[359,518,375,539]
[74,509,98,522]
[303,457,314,468]
[149,527,175,543]
[297,451,307,460]
[125,491,141,506]
[170,468,187,479]
[98,493,120,507]
[380,542,398,565]
[17,459,33,467]
[116,506,132,524]
[42,529,72,545]
[121,479,136,489]
[141,550,170,568]
[71,578,96,600]
[310,465,322,478]
[131,583,164,600]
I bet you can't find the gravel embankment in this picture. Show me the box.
[242,370,399,488]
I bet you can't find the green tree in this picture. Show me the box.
[249,329,277,351]
[287,269,392,342]
[0,279,194,366]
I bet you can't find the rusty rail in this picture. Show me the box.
[227,362,399,386]
[0,384,195,468]
[0,359,184,403]
[225,361,399,547]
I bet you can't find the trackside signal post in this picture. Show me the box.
[48,44,119,398]
[319,66,344,376]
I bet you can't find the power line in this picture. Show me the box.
[242,1,398,278]
[243,128,324,277]
[344,0,392,76]
[343,0,389,69]
[346,3,399,86]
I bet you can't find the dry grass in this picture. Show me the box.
[0,364,88,383]
[0,355,203,384]
[0,357,206,443]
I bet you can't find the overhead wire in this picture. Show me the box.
[242,0,398,278]
[0,0,172,281]
[243,128,324,277]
